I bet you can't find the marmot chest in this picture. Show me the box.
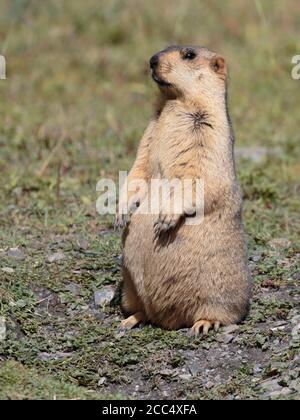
[149,121,195,178]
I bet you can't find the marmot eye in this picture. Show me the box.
[183,50,196,60]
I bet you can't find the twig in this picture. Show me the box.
[56,160,62,204]
[254,0,267,28]
[253,0,276,66]
[36,134,64,177]
[34,295,52,306]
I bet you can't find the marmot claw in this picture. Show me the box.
[114,213,130,230]
[154,212,181,236]
[114,199,140,230]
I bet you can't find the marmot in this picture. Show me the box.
[115,45,252,335]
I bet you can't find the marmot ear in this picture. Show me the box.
[210,55,227,77]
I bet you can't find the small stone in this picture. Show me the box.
[204,381,214,389]
[65,282,82,296]
[179,373,192,381]
[291,315,300,325]
[159,369,174,377]
[217,333,234,344]
[78,240,89,250]
[269,238,291,250]
[7,247,25,260]
[289,379,300,392]
[250,250,262,262]
[188,361,201,377]
[223,334,235,344]
[291,323,300,340]
[115,330,126,339]
[235,146,281,164]
[1,267,14,274]
[94,286,115,307]
[222,324,239,334]
[97,377,106,386]
[6,205,17,212]
[292,271,300,280]
[268,388,292,398]
[46,252,65,263]
[279,388,293,396]
[253,364,263,374]
[260,379,282,393]
[11,186,22,197]
[38,352,73,361]
[0,317,6,341]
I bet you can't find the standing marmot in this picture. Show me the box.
[115,45,252,335]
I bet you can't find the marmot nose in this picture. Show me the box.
[150,54,159,69]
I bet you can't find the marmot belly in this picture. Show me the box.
[123,212,250,330]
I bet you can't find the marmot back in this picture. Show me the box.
[116,45,252,335]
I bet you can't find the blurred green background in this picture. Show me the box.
[0,0,299,400]
[0,0,299,231]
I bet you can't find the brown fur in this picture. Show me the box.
[116,46,252,333]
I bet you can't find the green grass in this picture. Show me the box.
[0,360,105,400]
[0,0,299,400]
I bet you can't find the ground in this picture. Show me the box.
[0,0,299,400]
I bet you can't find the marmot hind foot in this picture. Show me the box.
[120,311,146,330]
[190,320,221,336]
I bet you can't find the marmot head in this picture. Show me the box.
[150,45,227,102]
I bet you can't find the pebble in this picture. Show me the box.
[179,373,192,381]
[46,252,66,263]
[65,282,82,296]
[216,333,234,344]
[78,240,90,250]
[159,369,174,377]
[291,315,300,325]
[250,253,262,262]
[235,146,282,164]
[94,286,115,307]
[291,323,300,340]
[253,364,263,374]
[268,388,292,398]
[222,324,239,334]
[289,379,300,392]
[7,247,25,260]
[187,361,201,377]
[38,352,73,361]
[115,330,126,339]
[1,267,14,274]
[268,238,291,250]
[97,377,106,386]
[259,379,282,393]
[0,317,6,341]
[204,380,214,389]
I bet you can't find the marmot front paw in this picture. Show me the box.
[154,212,182,236]
[114,212,130,229]
[114,199,140,229]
